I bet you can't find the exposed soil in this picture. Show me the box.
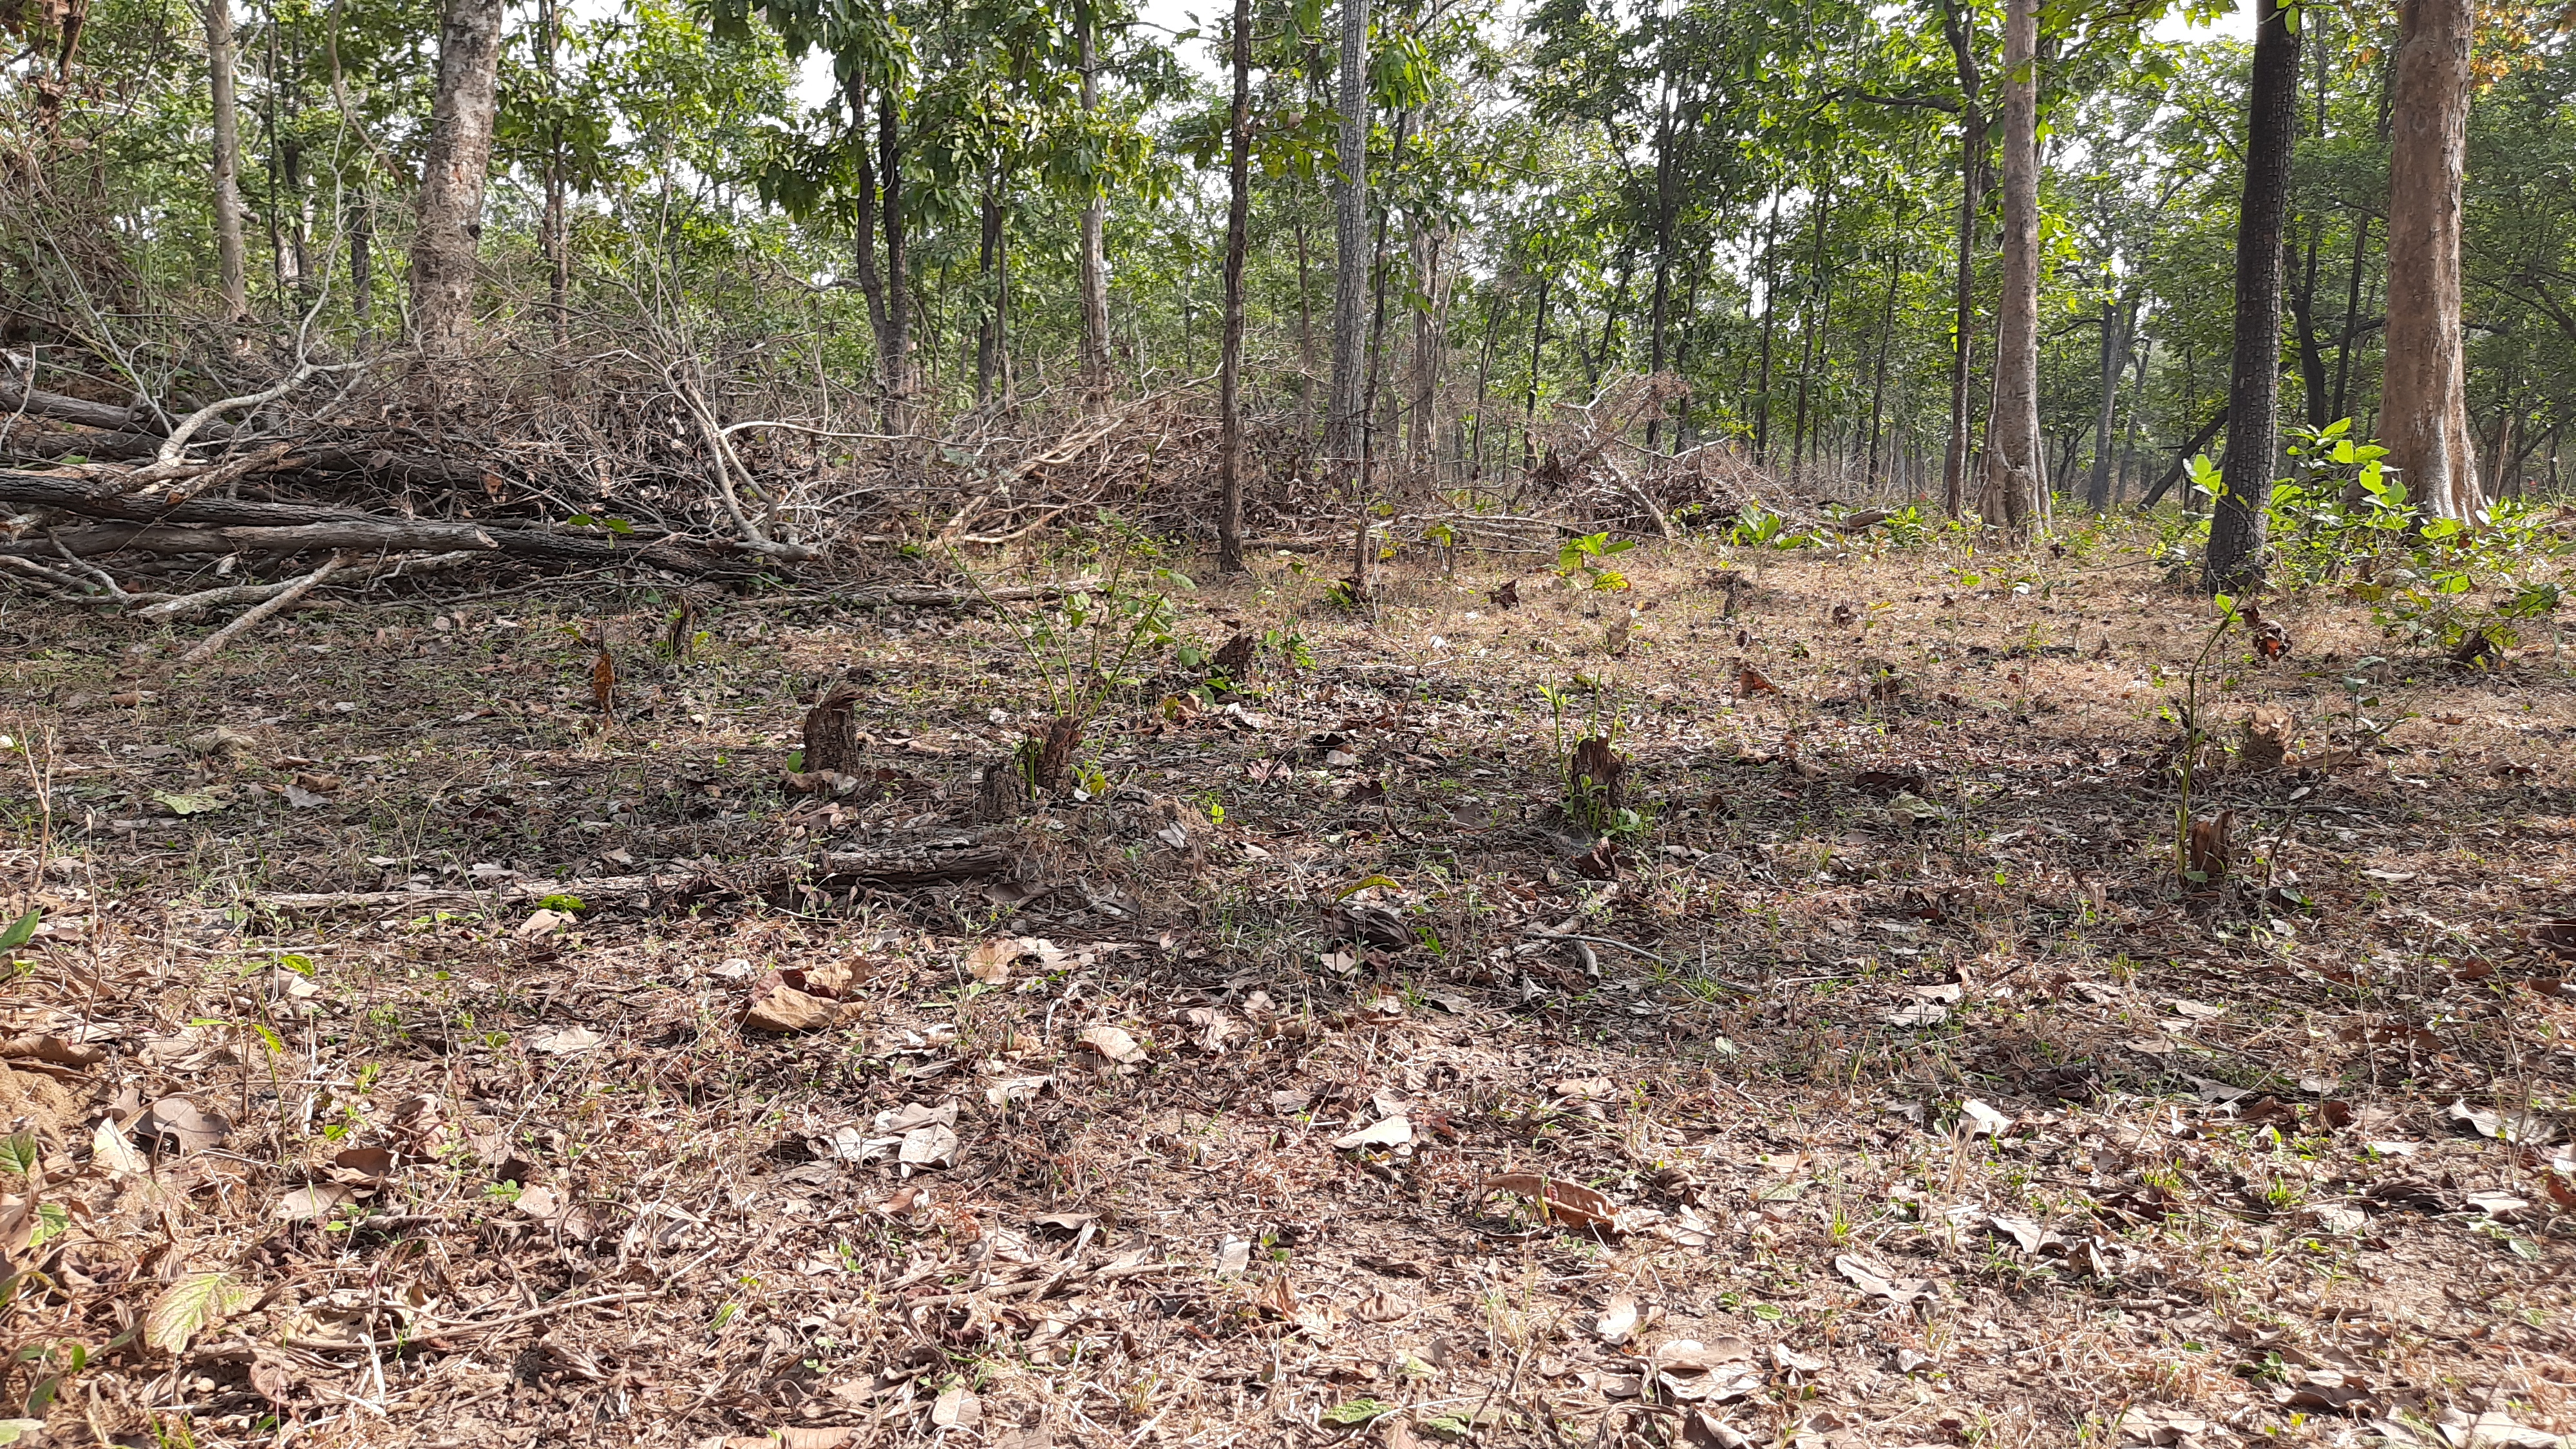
[4,527,2574,1449]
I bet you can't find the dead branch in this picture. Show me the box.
[254,840,1021,914]
[176,551,352,665]
[15,520,497,559]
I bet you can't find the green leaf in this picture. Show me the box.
[535,894,587,912]
[1334,875,1403,900]
[145,1271,260,1352]
[0,1419,48,1444]
[0,908,38,952]
[603,516,635,536]
[0,1131,38,1177]
[1321,1399,1394,1426]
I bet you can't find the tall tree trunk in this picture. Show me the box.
[1938,0,1985,518]
[2380,0,2479,522]
[1077,0,1112,399]
[1325,0,1372,493]
[2206,0,2298,592]
[540,0,567,345]
[1291,215,1319,439]
[1217,0,1251,574]
[1754,201,1781,463]
[1865,246,1900,491]
[848,85,895,422]
[2085,292,2122,510]
[2329,214,2370,422]
[410,0,505,359]
[349,205,371,330]
[1790,186,1832,479]
[1406,218,1449,464]
[2288,221,2328,426]
[975,175,1005,410]
[1642,104,1679,451]
[1980,0,2043,530]
[205,0,249,337]
[1522,270,1548,473]
[878,96,911,429]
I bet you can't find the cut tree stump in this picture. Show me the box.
[800,672,865,777]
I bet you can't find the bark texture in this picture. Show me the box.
[410,0,506,357]
[2379,0,2480,522]
[2206,0,2300,593]
[1980,0,2045,531]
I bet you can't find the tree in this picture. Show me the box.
[204,0,249,336]
[1935,0,1987,519]
[1078,0,1113,397]
[2380,0,2481,522]
[2204,0,2300,591]
[1325,0,1370,507]
[1980,0,2044,529]
[412,0,507,358]
[1216,0,1253,574]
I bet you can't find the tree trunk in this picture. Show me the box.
[1790,187,1833,480]
[1938,0,1985,519]
[1406,218,1449,465]
[1754,201,1781,463]
[2379,0,2479,522]
[2085,293,2122,510]
[1522,270,1548,473]
[205,0,249,336]
[2329,214,2370,422]
[975,175,1007,410]
[1325,0,1372,491]
[409,0,505,358]
[1980,0,2043,531]
[539,0,567,345]
[1077,1,1112,399]
[2206,0,2299,592]
[2288,220,2328,427]
[1217,0,1251,574]
[880,96,911,428]
[1864,258,1897,491]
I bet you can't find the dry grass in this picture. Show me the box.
[3,520,2573,1449]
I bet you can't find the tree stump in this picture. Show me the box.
[802,672,864,778]
[1567,736,1626,833]
[1019,715,1082,793]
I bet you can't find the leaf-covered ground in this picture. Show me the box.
[5,527,2575,1449]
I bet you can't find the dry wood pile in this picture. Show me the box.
[3,350,1817,661]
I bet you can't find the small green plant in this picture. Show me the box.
[1554,531,1636,590]
[966,522,1191,792]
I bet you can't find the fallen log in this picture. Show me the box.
[0,470,777,577]
[0,381,148,433]
[5,520,497,558]
[254,840,1019,915]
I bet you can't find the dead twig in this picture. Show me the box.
[178,550,352,665]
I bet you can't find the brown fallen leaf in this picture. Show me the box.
[1077,1025,1148,1065]
[274,1183,355,1222]
[0,1033,106,1067]
[1330,1116,1412,1150]
[1833,1254,1933,1305]
[1485,1172,1616,1229]
[744,985,840,1034]
[1351,1290,1415,1323]
[139,1097,231,1155]
[1737,661,1781,697]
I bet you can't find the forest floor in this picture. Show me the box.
[5,522,2576,1449]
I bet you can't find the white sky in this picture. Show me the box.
[789,0,2258,122]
